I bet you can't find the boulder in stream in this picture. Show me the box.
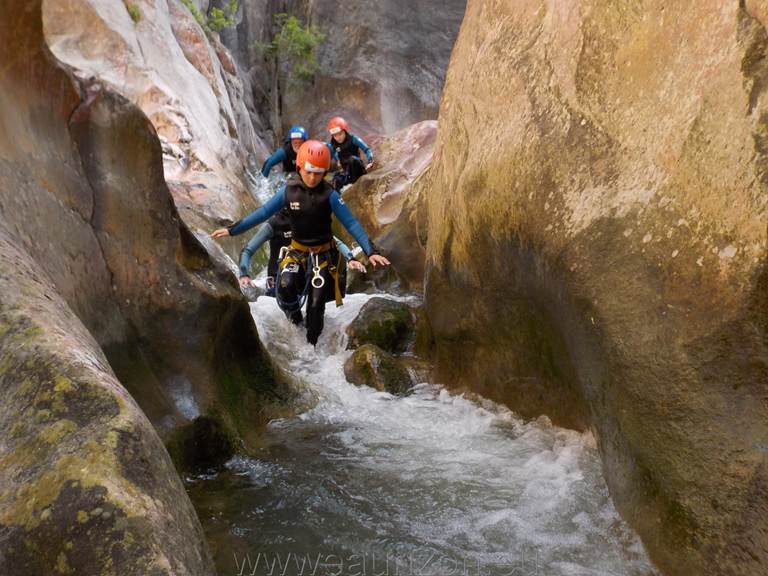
[344,344,414,396]
[345,298,415,354]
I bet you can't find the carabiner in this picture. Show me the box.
[310,253,325,289]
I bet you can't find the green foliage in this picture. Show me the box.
[123,1,141,23]
[180,0,238,35]
[207,0,239,33]
[255,13,326,83]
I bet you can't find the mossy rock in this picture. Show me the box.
[344,344,413,395]
[345,297,415,353]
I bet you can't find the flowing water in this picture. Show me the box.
[186,293,658,576]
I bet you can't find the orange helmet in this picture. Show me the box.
[296,140,331,173]
[327,116,349,135]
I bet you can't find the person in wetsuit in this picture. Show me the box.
[212,140,389,345]
[327,116,374,191]
[260,125,308,177]
[238,207,365,296]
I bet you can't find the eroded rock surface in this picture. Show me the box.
[423,1,768,574]
[0,229,213,575]
[43,0,268,243]
[340,121,436,291]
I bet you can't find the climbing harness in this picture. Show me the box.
[275,240,346,313]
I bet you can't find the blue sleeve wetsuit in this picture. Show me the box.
[238,223,274,277]
[350,134,374,163]
[329,192,375,256]
[228,185,287,237]
[261,148,287,177]
[228,185,376,257]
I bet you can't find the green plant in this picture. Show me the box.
[123,1,141,23]
[255,13,325,83]
[180,0,238,35]
[207,0,238,33]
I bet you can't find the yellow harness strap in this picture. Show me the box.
[290,239,333,254]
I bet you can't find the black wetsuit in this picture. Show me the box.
[278,176,339,343]
[329,132,373,190]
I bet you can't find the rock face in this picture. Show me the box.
[266,0,466,136]
[31,0,294,439]
[216,0,277,143]
[0,0,290,572]
[345,298,415,354]
[423,1,768,574]
[0,1,213,572]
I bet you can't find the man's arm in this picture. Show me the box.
[351,135,374,163]
[261,149,287,177]
[239,223,274,276]
[329,192,374,256]
[228,186,286,236]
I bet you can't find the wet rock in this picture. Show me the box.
[346,298,415,354]
[344,345,413,396]
[423,1,768,574]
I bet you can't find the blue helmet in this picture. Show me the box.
[287,125,308,141]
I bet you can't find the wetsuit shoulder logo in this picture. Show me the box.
[290,201,300,210]
[284,231,292,238]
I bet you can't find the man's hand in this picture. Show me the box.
[348,260,367,273]
[238,276,252,287]
[365,161,375,171]
[368,254,390,268]
[211,228,230,238]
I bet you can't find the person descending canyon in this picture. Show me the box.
[212,140,389,345]
[237,206,365,296]
[260,125,308,177]
[327,116,374,191]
